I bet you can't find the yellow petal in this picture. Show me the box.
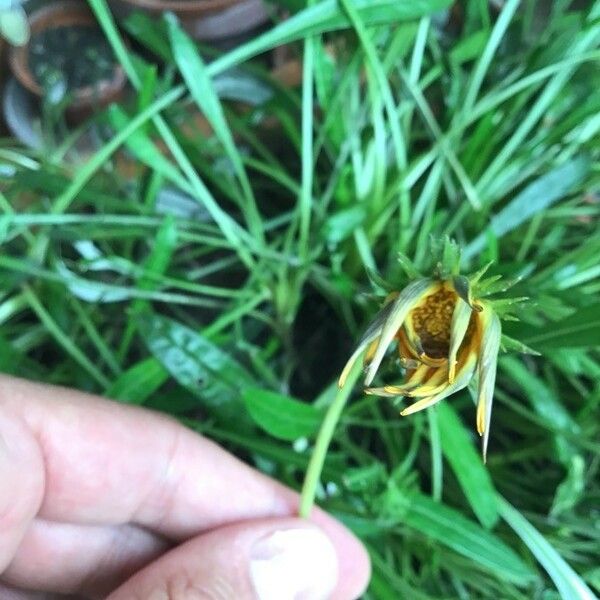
[475,302,502,463]
[338,297,397,388]
[406,367,448,397]
[364,338,380,363]
[366,365,447,398]
[400,350,477,416]
[476,396,486,436]
[400,394,446,415]
[365,384,412,397]
[364,278,439,386]
[406,362,432,385]
[448,298,472,384]
[417,353,448,368]
[407,382,448,398]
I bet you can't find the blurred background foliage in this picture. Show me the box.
[0,0,599,598]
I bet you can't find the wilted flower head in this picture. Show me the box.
[339,273,502,462]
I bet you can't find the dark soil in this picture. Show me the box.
[29,25,116,96]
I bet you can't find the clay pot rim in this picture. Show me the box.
[9,1,126,107]
[111,0,243,16]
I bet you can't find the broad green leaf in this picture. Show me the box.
[515,304,600,349]
[437,403,499,528]
[107,358,168,404]
[404,492,534,584]
[139,314,254,425]
[498,496,596,600]
[242,388,322,441]
[464,156,591,259]
[146,387,205,414]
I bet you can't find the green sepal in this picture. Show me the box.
[396,252,422,280]
[366,268,395,295]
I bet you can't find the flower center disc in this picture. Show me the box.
[409,288,456,358]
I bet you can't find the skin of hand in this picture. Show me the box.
[0,375,370,600]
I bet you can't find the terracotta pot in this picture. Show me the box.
[108,0,270,42]
[9,1,126,124]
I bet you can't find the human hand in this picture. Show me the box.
[0,376,370,599]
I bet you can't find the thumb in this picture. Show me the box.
[107,517,363,600]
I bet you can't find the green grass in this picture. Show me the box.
[1,0,600,597]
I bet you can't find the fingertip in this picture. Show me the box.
[308,508,371,599]
[107,516,370,600]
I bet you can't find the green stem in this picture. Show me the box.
[427,407,442,502]
[299,359,363,517]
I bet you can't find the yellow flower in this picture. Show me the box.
[339,277,502,461]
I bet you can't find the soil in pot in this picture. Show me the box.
[10,2,127,126]
[29,25,117,105]
[28,26,114,94]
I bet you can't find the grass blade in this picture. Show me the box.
[498,496,597,600]
[437,403,499,528]
[464,156,591,260]
[166,16,264,244]
[405,492,534,584]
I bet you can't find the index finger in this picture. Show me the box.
[0,375,295,538]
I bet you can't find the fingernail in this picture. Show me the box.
[250,527,338,600]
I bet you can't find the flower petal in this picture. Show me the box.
[365,363,432,397]
[406,362,433,386]
[365,384,410,397]
[338,297,397,387]
[364,278,438,386]
[404,365,448,397]
[448,298,472,384]
[408,382,448,398]
[452,275,482,311]
[400,350,477,416]
[475,303,502,463]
